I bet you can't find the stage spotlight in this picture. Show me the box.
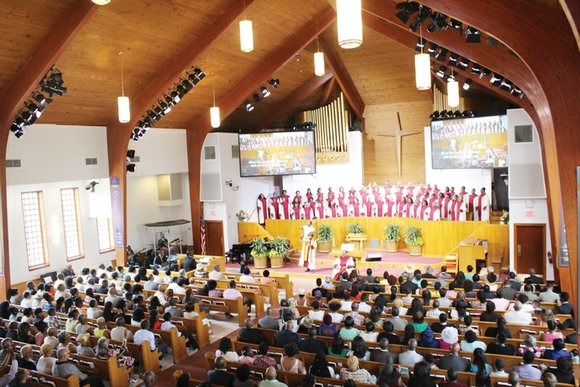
[193,67,206,80]
[511,87,523,98]
[435,48,448,61]
[126,164,136,173]
[158,100,171,114]
[466,26,481,43]
[454,110,462,117]
[245,100,255,112]
[436,65,447,78]
[408,5,430,32]
[463,79,472,90]
[181,79,193,91]
[427,43,437,56]
[429,111,440,120]
[33,93,50,105]
[427,12,448,33]
[395,1,420,23]
[446,73,455,82]
[268,79,280,88]
[457,58,470,70]
[21,111,34,124]
[448,53,459,66]
[127,150,135,159]
[170,90,181,104]
[499,79,512,91]
[253,93,261,103]
[261,86,271,98]
[480,68,492,79]
[188,73,200,86]
[449,19,463,30]
[415,37,425,52]
[471,63,481,74]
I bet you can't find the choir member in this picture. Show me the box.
[478,187,490,222]
[257,194,267,224]
[468,188,478,221]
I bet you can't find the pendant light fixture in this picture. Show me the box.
[414,28,431,90]
[117,51,130,124]
[337,0,363,49]
[447,69,460,108]
[210,73,220,128]
[91,0,111,4]
[239,0,253,52]
[314,20,325,76]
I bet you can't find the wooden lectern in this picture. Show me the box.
[457,237,486,273]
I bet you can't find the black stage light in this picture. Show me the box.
[415,37,425,52]
[181,79,193,91]
[464,110,475,118]
[127,164,136,173]
[143,116,153,127]
[436,65,447,78]
[268,79,280,88]
[395,1,420,23]
[253,93,261,103]
[171,90,181,104]
[449,19,462,30]
[454,110,462,117]
[440,109,448,116]
[245,101,254,112]
[188,73,200,86]
[466,26,481,43]
[127,150,135,159]
[21,111,34,124]
[429,111,440,120]
[463,79,472,90]
[480,68,492,79]
[33,93,49,105]
[159,100,171,114]
[457,58,470,70]
[261,86,270,98]
[435,48,448,61]
[408,6,430,32]
[427,12,448,33]
[427,43,437,56]
[194,68,206,80]
[499,79,512,91]
[448,53,459,66]
[512,87,523,97]
[446,73,455,82]
[471,63,481,74]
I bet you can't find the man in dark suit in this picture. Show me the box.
[182,252,197,272]
[299,327,326,353]
[275,321,299,348]
[370,338,398,364]
[238,318,265,344]
[439,343,470,372]
[363,268,375,283]
[553,292,575,319]
[525,268,544,284]
[207,356,234,387]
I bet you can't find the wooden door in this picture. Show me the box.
[514,224,545,276]
[205,220,225,256]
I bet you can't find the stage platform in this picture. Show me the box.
[227,250,443,280]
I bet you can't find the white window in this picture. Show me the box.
[60,188,84,260]
[21,191,49,270]
[97,218,114,253]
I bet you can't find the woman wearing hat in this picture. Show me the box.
[438,325,459,350]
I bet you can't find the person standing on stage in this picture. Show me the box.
[257,194,267,225]
[478,188,490,222]
[298,221,317,272]
[468,189,478,221]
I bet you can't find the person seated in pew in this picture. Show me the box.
[548,356,576,385]
[52,347,105,387]
[224,280,253,315]
[522,284,538,302]
[37,343,57,375]
[438,342,469,372]
[399,338,424,366]
[385,306,408,331]
[489,358,509,377]
[418,327,439,349]
[238,346,255,365]
[440,368,468,387]
[259,307,279,330]
[344,302,365,326]
[541,320,564,343]
[525,268,544,285]
[480,301,499,322]
[239,318,266,345]
[134,319,165,357]
[543,338,571,360]
[514,350,542,380]
[553,292,575,319]
[407,360,436,387]
[258,366,288,387]
[76,333,96,357]
[339,316,360,341]
[538,283,559,303]
[9,368,31,387]
[327,300,343,323]
[280,343,306,374]
[339,355,376,384]
[504,301,533,325]
[253,341,277,368]
[475,368,492,387]
[460,330,487,353]
[215,337,239,363]
[377,321,401,345]
[370,337,398,364]
[438,325,459,350]
[240,268,256,283]
[359,321,379,343]
[16,345,36,371]
[460,315,479,337]
[164,297,184,318]
[318,313,336,338]
[484,316,512,338]
[299,327,326,354]
[207,356,234,387]
[486,332,515,356]
[110,317,133,342]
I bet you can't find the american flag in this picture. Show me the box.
[200,204,206,255]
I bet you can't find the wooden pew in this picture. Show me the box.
[27,370,80,387]
[193,295,249,327]
[83,333,160,373]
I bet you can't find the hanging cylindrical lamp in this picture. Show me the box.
[239,19,253,52]
[414,30,431,90]
[447,71,460,108]
[210,74,220,128]
[337,0,363,49]
[117,51,130,123]
[314,37,325,76]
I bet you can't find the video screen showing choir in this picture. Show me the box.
[256,183,491,225]
[239,132,316,177]
[431,115,508,169]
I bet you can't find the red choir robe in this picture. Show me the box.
[449,200,458,221]
[359,190,368,204]
[340,202,348,217]
[457,200,467,221]
[468,193,478,213]
[442,196,451,219]
[429,206,440,221]
[419,205,429,220]
[385,200,395,217]
[293,195,302,205]
[376,200,384,217]
[306,193,313,201]
[292,206,301,220]
[317,192,324,203]
[272,196,280,219]
[478,193,489,221]
[365,201,375,217]
[412,203,421,219]
[304,206,312,220]
[353,203,360,217]
[328,191,335,203]
[280,197,290,219]
[257,196,267,224]
[326,205,337,218]
[317,204,325,219]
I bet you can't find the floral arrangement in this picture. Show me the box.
[500,211,509,224]
[236,210,249,222]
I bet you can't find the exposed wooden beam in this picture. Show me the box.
[0,1,96,294]
[250,72,333,130]
[186,8,336,252]
[559,0,580,50]
[363,0,537,97]
[320,77,336,106]
[106,0,256,262]
[318,36,365,120]
[364,13,533,112]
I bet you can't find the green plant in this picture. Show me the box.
[317,224,333,242]
[404,226,424,246]
[268,236,289,257]
[384,224,401,241]
[251,238,269,257]
[348,223,364,234]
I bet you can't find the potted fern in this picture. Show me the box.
[268,237,289,268]
[251,237,269,269]
[404,226,424,256]
[347,223,364,235]
[317,224,333,253]
[383,224,401,252]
